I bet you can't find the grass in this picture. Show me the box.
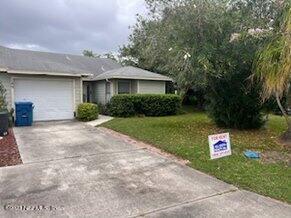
[102,106,291,203]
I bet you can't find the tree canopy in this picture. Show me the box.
[254,1,291,141]
[83,50,118,62]
[255,4,291,101]
[82,50,96,58]
[120,0,283,94]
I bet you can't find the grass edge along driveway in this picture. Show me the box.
[102,109,291,203]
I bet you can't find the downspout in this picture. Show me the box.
[105,78,113,103]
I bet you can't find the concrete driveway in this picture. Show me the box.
[0,121,290,217]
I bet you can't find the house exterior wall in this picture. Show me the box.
[110,79,165,95]
[131,80,138,94]
[74,77,82,107]
[88,79,166,105]
[92,80,106,104]
[0,72,82,111]
[137,80,166,94]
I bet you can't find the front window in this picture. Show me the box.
[118,80,131,94]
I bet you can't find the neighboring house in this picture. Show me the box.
[0,46,172,121]
[83,66,172,105]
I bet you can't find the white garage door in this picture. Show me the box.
[14,78,74,121]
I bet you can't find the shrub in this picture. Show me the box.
[0,81,14,127]
[77,103,98,121]
[183,88,206,110]
[109,94,181,117]
[108,96,136,117]
[206,70,265,129]
[97,103,111,115]
[140,94,181,116]
[0,81,7,112]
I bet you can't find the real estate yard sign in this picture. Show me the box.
[208,133,231,160]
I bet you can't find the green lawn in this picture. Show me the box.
[102,108,291,203]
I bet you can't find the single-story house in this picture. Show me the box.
[0,46,172,121]
[83,66,172,105]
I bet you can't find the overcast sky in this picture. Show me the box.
[0,0,146,55]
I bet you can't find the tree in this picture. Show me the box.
[83,50,118,62]
[120,0,285,129]
[82,50,95,57]
[254,3,291,143]
[121,0,231,96]
[103,53,118,62]
[120,0,282,96]
[206,25,270,129]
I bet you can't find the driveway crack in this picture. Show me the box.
[21,148,147,165]
[131,188,239,217]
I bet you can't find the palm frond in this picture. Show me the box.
[255,7,291,101]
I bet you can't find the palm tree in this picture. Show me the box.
[255,5,291,143]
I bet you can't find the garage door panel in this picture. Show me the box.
[14,79,74,121]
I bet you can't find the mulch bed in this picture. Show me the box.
[0,129,22,167]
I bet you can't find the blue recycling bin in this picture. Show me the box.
[15,102,34,127]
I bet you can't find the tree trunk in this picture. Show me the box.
[179,86,190,104]
[276,92,291,145]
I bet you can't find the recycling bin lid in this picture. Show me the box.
[15,102,33,105]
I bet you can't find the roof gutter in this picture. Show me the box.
[6,69,92,77]
[0,68,8,72]
[88,76,173,82]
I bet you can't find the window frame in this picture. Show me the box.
[117,80,131,94]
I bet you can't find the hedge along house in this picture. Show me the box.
[83,66,172,105]
[0,45,172,121]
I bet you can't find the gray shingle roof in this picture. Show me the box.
[0,46,121,77]
[89,66,172,81]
